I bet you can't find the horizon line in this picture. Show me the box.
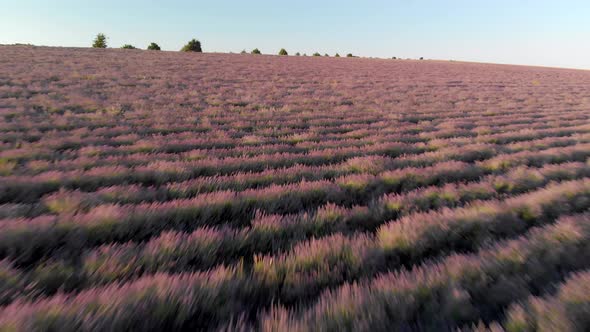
[2,43,589,72]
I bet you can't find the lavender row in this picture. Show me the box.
[0,160,485,265]
[1,211,588,331]
[6,121,589,176]
[256,212,590,331]
[3,151,590,268]
[500,269,590,332]
[5,174,590,308]
[0,141,429,203]
[5,137,589,206]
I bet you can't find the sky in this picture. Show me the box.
[2,0,590,69]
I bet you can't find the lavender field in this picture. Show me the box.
[1,45,590,331]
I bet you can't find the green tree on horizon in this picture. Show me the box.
[147,43,161,50]
[181,39,202,52]
[92,33,107,48]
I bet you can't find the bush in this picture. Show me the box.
[147,43,161,51]
[295,52,301,56]
[313,52,321,57]
[346,53,353,57]
[335,53,340,57]
[240,49,247,54]
[121,44,136,50]
[278,48,288,56]
[392,57,397,59]
[251,48,261,55]
[180,39,202,52]
[324,53,329,57]
[92,33,107,48]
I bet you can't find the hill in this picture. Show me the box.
[0,46,589,331]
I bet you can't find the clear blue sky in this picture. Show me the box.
[2,0,589,69]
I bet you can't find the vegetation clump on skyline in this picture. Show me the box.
[147,42,161,51]
[92,33,107,48]
[88,34,367,59]
[180,39,202,52]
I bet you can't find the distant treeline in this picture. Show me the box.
[93,33,423,59]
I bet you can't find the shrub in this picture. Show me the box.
[335,53,340,57]
[324,53,329,57]
[313,52,321,57]
[346,53,353,57]
[251,48,261,55]
[240,49,247,54]
[278,48,288,56]
[92,33,107,48]
[504,269,590,331]
[121,44,136,49]
[147,43,161,51]
[392,57,397,59]
[180,39,202,52]
[295,52,301,56]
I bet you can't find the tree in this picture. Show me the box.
[346,53,354,57]
[313,52,321,57]
[147,43,161,51]
[240,49,247,54]
[324,53,329,57]
[181,39,202,52]
[251,48,261,55]
[121,44,136,49]
[295,52,301,56]
[392,56,397,59]
[92,33,107,48]
[335,53,340,57]
[278,48,288,56]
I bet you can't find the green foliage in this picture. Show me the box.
[295,52,301,56]
[121,44,136,50]
[240,49,247,54]
[313,52,321,57]
[346,53,354,57]
[251,48,261,55]
[324,53,329,57]
[147,43,161,51]
[180,39,202,52]
[335,53,340,57]
[92,33,107,48]
[278,48,288,56]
